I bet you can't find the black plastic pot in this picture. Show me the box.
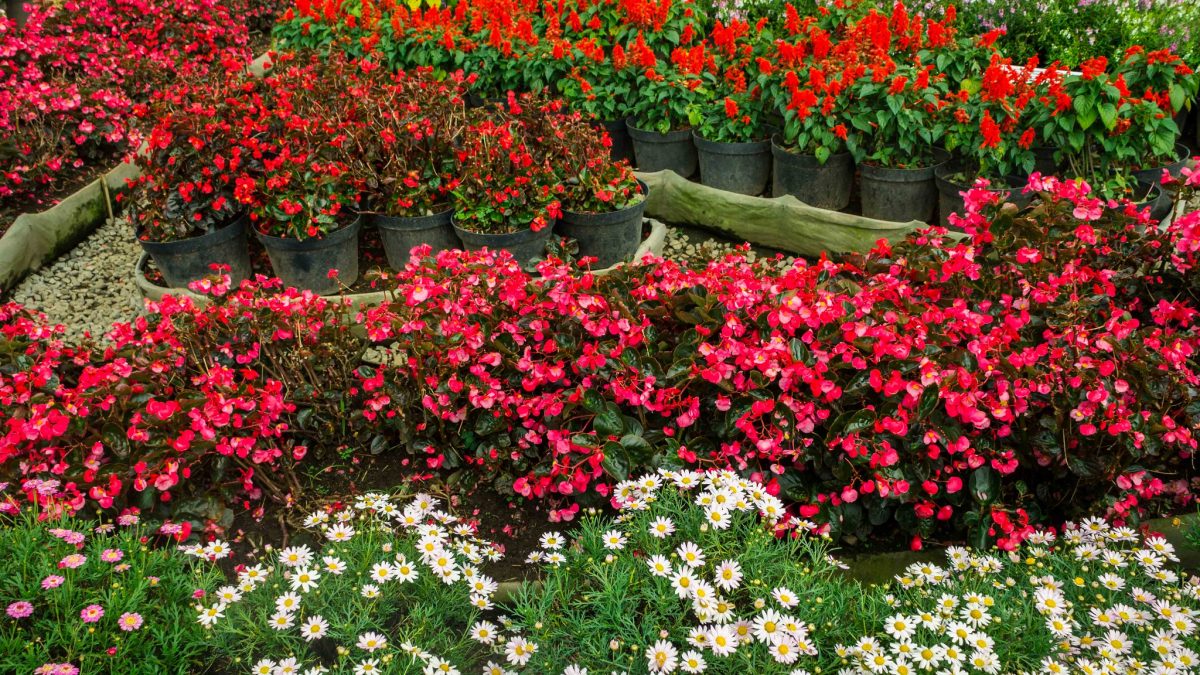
[934,165,1033,229]
[1032,146,1062,176]
[693,132,771,196]
[371,209,457,269]
[1131,181,1172,222]
[452,218,555,265]
[859,162,940,223]
[770,135,854,210]
[1132,143,1193,187]
[256,216,361,295]
[140,216,252,290]
[626,121,698,177]
[593,119,636,165]
[557,181,648,269]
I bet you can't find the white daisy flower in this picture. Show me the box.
[647,640,678,673]
[300,615,328,641]
[649,517,676,538]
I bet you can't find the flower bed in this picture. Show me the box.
[4,170,1200,549]
[945,0,1200,68]
[178,470,1200,674]
[0,0,284,229]
[0,501,223,674]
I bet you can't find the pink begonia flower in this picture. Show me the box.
[1072,198,1103,221]
[1180,164,1200,188]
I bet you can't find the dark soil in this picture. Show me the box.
[219,451,571,582]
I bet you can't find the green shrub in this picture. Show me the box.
[0,503,222,674]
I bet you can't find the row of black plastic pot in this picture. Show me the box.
[608,118,1190,226]
[139,184,650,295]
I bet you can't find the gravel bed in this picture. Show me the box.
[9,217,143,343]
[7,220,760,344]
[663,225,799,268]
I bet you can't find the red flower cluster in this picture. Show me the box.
[0,0,282,215]
[9,171,1200,548]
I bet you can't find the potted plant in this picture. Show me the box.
[559,40,637,164]
[129,75,252,290]
[354,69,466,268]
[849,62,949,222]
[1111,99,1195,192]
[237,56,367,294]
[1039,58,1172,219]
[450,114,563,265]
[246,154,363,295]
[769,79,858,211]
[693,89,772,196]
[1116,46,1199,140]
[625,35,707,177]
[937,56,1037,228]
[552,114,647,269]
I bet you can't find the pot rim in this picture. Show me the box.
[139,213,248,251]
[370,208,455,231]
[769,133,851,161]
[451,216,554,242]
[255,215,362,250]
[860,161,939,178]
[625,119,693,141]
[563,179,649,219]
[692,130,772,153]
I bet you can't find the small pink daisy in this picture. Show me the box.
[49,529,85,546]
[80,604,104,623]
[58,554,86,569]
[54,666,80,675]
[117,612,143,632]
[6,601,33,619]
[100,549,124,563]
[41,575,65,590]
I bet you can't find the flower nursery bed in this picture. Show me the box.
[6,173,1200,551]
[271,0,1199,223]
[4,470,1200,674]
[5,0,1200,670]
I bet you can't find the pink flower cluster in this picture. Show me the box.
[33,664,78,675]
[2,173,1200,546]
[6,600,33,619]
